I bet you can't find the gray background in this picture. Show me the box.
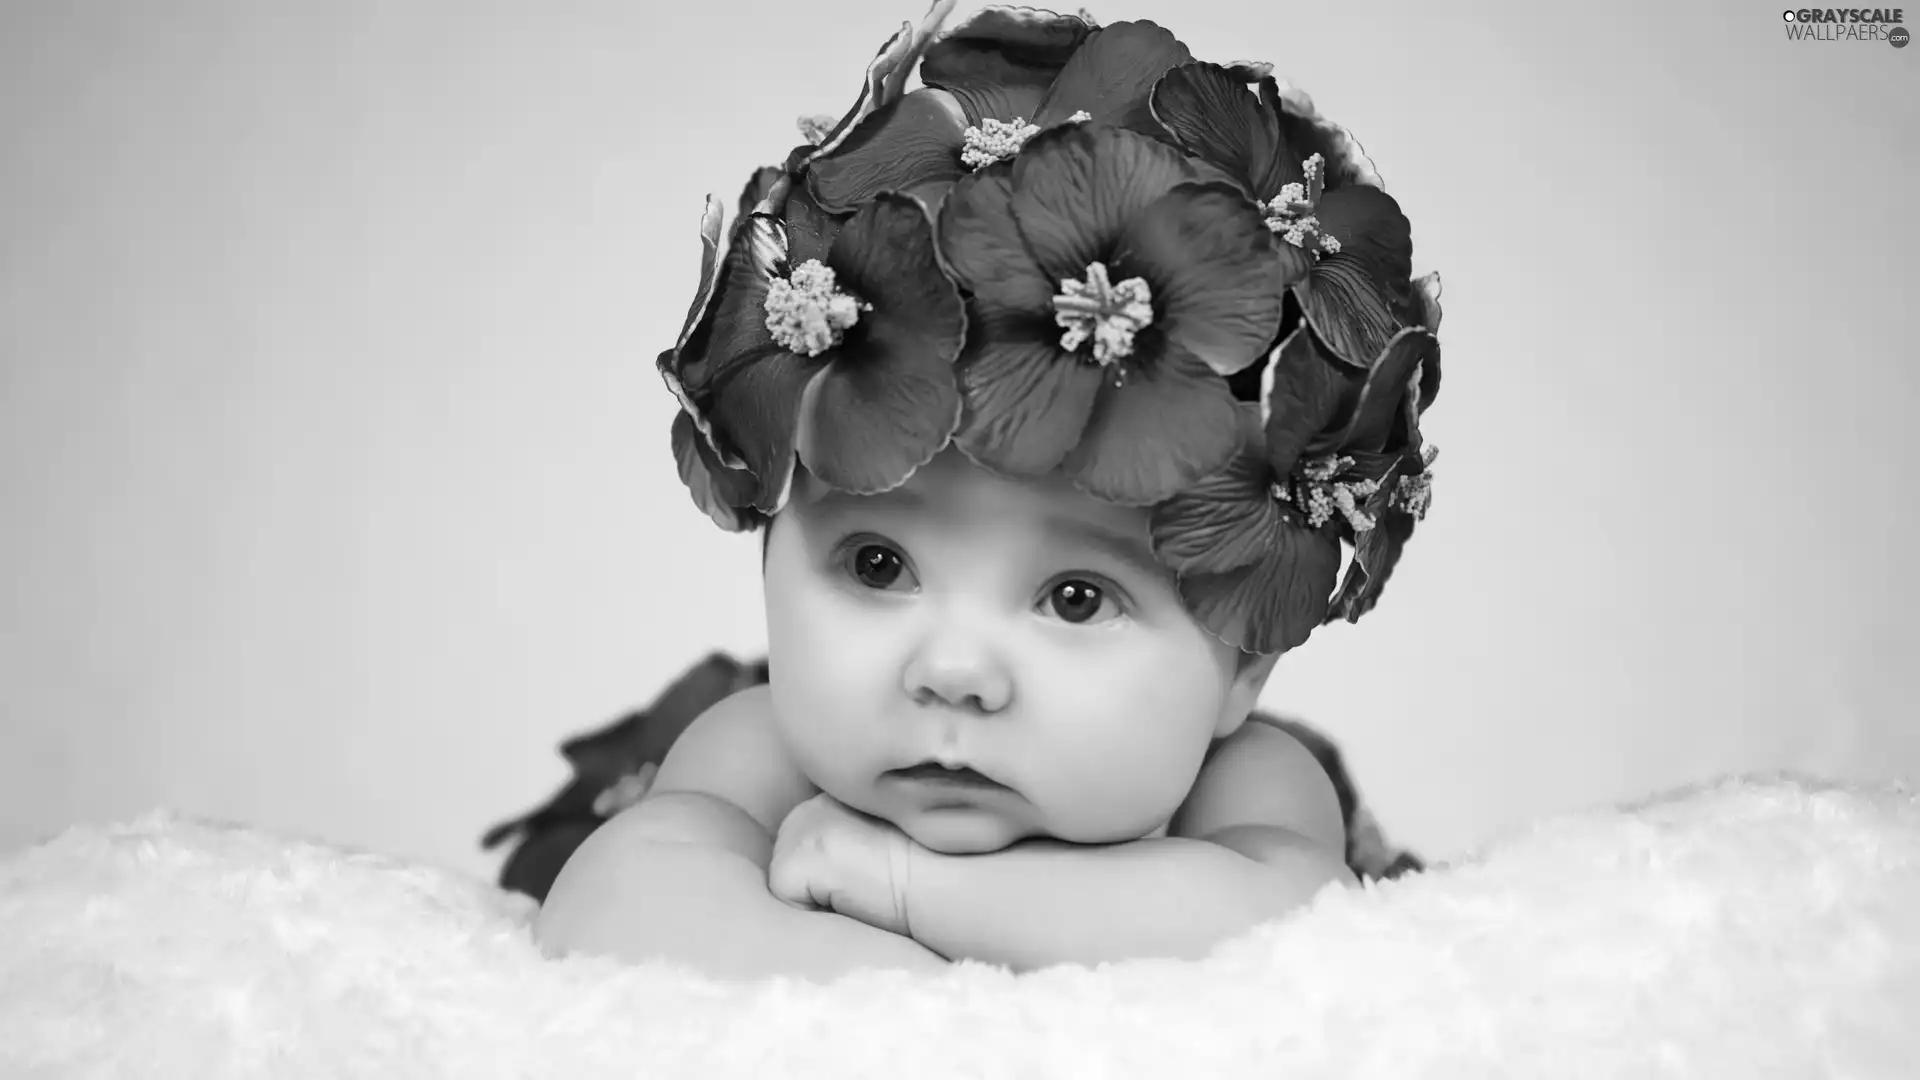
[3,0,1915,881]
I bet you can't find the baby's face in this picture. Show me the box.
[763,448,1263,855]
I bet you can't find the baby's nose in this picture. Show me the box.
[902,632,1013,715]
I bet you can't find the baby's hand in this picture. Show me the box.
[769,793,914,937]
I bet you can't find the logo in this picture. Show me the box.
[1782,7,1908,43]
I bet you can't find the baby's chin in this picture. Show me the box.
[892,810,1027,855]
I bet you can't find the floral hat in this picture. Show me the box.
[659,1,1445,655]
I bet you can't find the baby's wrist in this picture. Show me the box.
[897,837,946,933]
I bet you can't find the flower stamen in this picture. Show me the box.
[764,259,867,357]
[960,111,1093,170]
[1390,444,1439,520]
[1263,153,1342,255]
[1053,261,1154,368]
[1274,453,1381,532]
[961,118,1040,170]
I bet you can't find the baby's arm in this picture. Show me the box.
[535,687,946,982]
[901,721,1354,972]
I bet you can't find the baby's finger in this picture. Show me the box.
[766,851,822,911]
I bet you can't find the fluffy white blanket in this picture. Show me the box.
[2,775,1916,1079]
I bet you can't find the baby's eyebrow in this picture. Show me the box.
[806,484,923,517]
[1044,517,1167,582]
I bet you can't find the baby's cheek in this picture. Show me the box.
[1035,737,1202,843]
[771,677,859,771]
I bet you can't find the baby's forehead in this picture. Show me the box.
[792,450,1155,554]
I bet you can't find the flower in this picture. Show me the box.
[659,154,855,485]
[1320,283,1446,624]
[1147,409,1344,654]
[937,123,1289,505]
[1149,325,1441,651]
[658,163,792,473]
[1256,317,1443,628]
[806,12,1194,214]
[692,192,968,509]
[1149,62,1418,371]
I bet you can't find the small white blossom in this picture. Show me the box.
[591,762,659,818]
[763,259,866,357]
[796,114,838,145]
[1053,261,1154,366]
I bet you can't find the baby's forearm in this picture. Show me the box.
[538,839,944,983]
[903,835,1346,972]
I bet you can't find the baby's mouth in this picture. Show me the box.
[885,761,1007,790]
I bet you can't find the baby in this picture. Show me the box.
[536,1,1445,982]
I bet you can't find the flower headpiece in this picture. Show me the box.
[660,2,1445,655]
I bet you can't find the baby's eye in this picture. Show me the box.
[847,542,912,591]
[1042,578,1119,625]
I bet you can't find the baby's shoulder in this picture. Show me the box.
[1171,717,1346,852]
[648,683,817,837]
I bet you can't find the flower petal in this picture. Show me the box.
[937,168,1056,317]
[709,345,817,514]
[1263,79,1385,190]
[799,194,968,493]
[807,89,969,215]
[663,213,789,472]
[1326,504,1417,625]
[1007,125,1195,281]
[1412,271,1443,332]
[1328,326,1436,454]
[956,339,1103,477]
[1410,272,1443,413]
[906,175,964,219]
[1111,181,1287,377]
[1261,326,1350,477]
[698,215,788,389]
[657,196,728,419]
[1063,343,1240,505]
[781,181,845,269]
[1149,62,1288,201]
[1294,252,1399,371]
[1312,184,1413,298]
[961,82,1048,129]
[1178,514,1340,654]
[668,195,726,357]
[806,0,957,163]
[882,0,959,101]
[799,356,960,495]
[924,5,1094,73]
[829,191,964,318]
[737,165,785,220]
[1034,21,1193,130]
[671,408,761,532]
[1148,419,1279,576]
[919,6,1091,124]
